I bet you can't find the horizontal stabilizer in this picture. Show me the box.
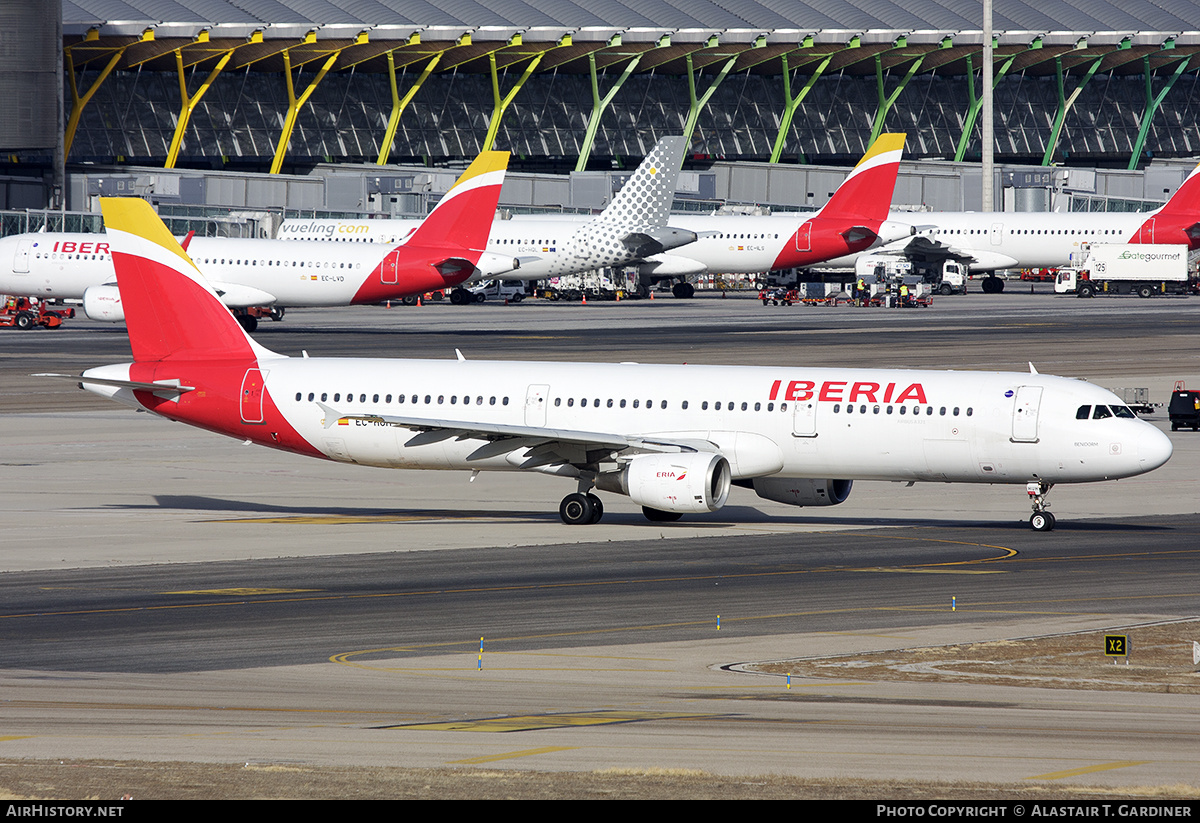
[35,372,195,397]
[622,226,698,258]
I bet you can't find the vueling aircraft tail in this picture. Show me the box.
[99,197,274,363]
[404,150,510,252]
[817,134,906,224]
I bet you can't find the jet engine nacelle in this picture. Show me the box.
[638,255,708,277]
[598,452,731,514]
[82,283,124,322]
[751,477,853,507]
[876,220,916,244]
[473,251,521,278]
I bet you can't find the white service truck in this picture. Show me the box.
[855,255,965,295]
[1054,243,1193,297]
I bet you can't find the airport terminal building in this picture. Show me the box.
[2,1,1200,217]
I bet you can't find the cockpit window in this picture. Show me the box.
[1076,405,1091,420]
[1112,405,1136,419]
[1092,405,1112,419]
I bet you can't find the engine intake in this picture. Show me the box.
[598,452,731,514]
[82,284,124,322]
[750,478,853,507]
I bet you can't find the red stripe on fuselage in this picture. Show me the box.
[350,243,480,303]
[771,217,879,269]
[130,360,325,459]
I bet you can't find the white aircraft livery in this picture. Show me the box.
[0,152,514,327]
[821,163,1200,286]
[50,198,1173,532]
[282,136,695,296]
[278,134,914,286]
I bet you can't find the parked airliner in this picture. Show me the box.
[277,134,914,294]
[819,163,1200,291]
[43,198,1173,532]
[282,136,695,299]
[0,152,516,330]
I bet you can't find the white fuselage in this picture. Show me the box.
[0,233,402,305]
[822,210,1159,272]
[279,212,905,277]
[89,357,1170,488]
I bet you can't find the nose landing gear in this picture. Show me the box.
[1027,480,1056,531]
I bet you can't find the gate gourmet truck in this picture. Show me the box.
[1054,243,1193,297]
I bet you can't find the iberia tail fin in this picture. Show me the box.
[405,151,509,252]
[817,133,906,223]
[100,198,276,363]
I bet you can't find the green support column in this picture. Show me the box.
[954,50,1019,162]
[769,53,831,164]
[378,51,442,165]
[483,51,544,152]
[1042,55,1103,166]
[575,52,642,172]
[681,52,739,146]
[1128,54,1193,170]
[869,52,924,146]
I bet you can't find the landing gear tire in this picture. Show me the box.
[560,493,596,525]
[642,506,682,523]
[586,494,604,524]
[449,288,469,305]
[401,295,418,306]
[236,313,258,333]
[981,276,1004,294]
[1030,511,1056,532]
[672,282,695,299]
[270,307,285,321]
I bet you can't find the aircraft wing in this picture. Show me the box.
[890,235,1017,270]
[315,402,715,463]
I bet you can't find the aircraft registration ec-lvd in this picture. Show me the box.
[44,198,1172,532]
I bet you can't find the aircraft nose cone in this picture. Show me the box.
[1137,425,1173,472]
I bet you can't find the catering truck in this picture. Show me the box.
[1054,243,1192,297]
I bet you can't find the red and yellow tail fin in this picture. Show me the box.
[818,133,905,223]
[100,198,272,363]
[405,150,509,251]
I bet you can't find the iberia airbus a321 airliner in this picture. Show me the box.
[47,199,1173,532]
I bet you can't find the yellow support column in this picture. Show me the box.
[165,46,235,169]
[482,50,544,152]
[63,44,129,162]
[378,50,442,165]
[270,46,342,174]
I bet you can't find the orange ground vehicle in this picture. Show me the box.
[0,296,74,330]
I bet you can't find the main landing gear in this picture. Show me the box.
[559,492,604,525]
[1027,480,1055,531]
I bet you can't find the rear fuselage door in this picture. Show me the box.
[240,368,267,424]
